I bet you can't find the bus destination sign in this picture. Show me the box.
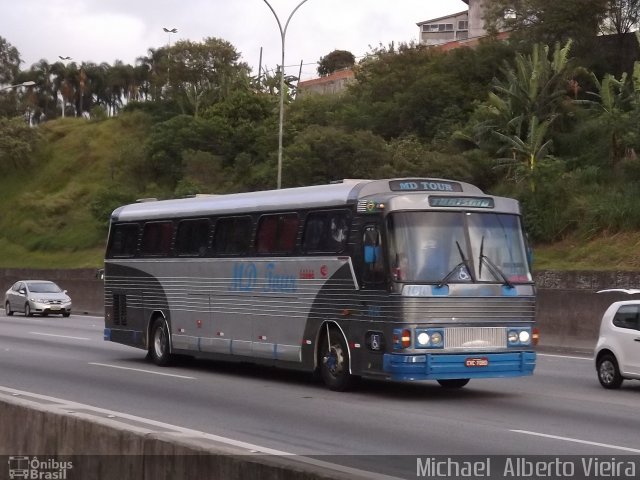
[389,180,463,192]
[429,196,495,208]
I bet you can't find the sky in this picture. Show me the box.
[1,0,467,80]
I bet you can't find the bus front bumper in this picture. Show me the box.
[383,351,536,381]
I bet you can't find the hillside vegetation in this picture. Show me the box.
[0,116,150,268]
[0,115,639,271]
[5,4,640,271]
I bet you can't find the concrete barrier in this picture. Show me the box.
[0,389,378,480]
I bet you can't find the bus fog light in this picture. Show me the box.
[519,330,530,343]
[417,332,430,346]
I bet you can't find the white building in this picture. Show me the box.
[417,0,488,47]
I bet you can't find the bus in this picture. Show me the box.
[103,178,537,390]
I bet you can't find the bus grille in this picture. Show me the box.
[444,327,506,350]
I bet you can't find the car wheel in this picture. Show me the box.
[25,304,33,317]
[5,301,13,316]
[62,312,70,317]
[597,354,624,389]
[437,379,470,389]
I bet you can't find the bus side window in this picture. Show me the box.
[107,224,140,258]
[362,225,385,284]
[213,216,252,255]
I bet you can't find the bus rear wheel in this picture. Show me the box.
[149,318,172,366]
[437,379,470,389]
[319,327,355,391]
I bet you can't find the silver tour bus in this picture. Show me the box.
[103,178,537,390]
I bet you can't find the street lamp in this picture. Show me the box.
[0,80,35,91]
[262,0,311,189]
[58,56,72,118]
[163,27,178,89]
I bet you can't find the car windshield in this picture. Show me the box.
[27,282,62,293]
[387,211,532,284]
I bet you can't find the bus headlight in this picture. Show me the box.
[415,329,444,349]
[508,328,531,346]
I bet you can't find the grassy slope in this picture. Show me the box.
[0,116,147,268]
[1,117,638,271]
[533,233,640,271]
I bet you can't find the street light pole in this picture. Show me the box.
[58,56,72,118]
[262,0,310,189]
[163,27,178,92]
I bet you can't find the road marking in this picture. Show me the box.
[88,362,196,379]
[30,332,90,341]
[511,430,640,453]
[0,385,400,480]
[538,353,593,361]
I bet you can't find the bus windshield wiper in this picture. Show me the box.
[437,241,472,288]
[478,236,513,288]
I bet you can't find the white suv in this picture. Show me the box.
[595,300,640,389]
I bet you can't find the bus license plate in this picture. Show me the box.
[465,357,489,367]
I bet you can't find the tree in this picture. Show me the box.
[317,50,355,76]
[577,71,633,166]
[471,41,575,189]
[484,0,608,45]
[166,38,252,115]
[602,0,640,34]
[0,117,41,171]
[0,36,21,85]
[282,126,390,186]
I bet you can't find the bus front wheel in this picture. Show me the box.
[149,318,172,366]
[319,327,355,391]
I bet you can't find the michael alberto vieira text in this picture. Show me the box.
[416,457,637,478]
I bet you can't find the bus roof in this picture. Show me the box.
[111,178,487,222]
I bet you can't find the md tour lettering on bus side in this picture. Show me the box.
[231,262,297,293]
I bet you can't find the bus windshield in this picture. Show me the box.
[387,211,532,284]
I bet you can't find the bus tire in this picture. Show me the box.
[149,318,172,366]
[437,379,470,389]
[319,327,355,391]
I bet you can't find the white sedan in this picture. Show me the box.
[5,280,72,317]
